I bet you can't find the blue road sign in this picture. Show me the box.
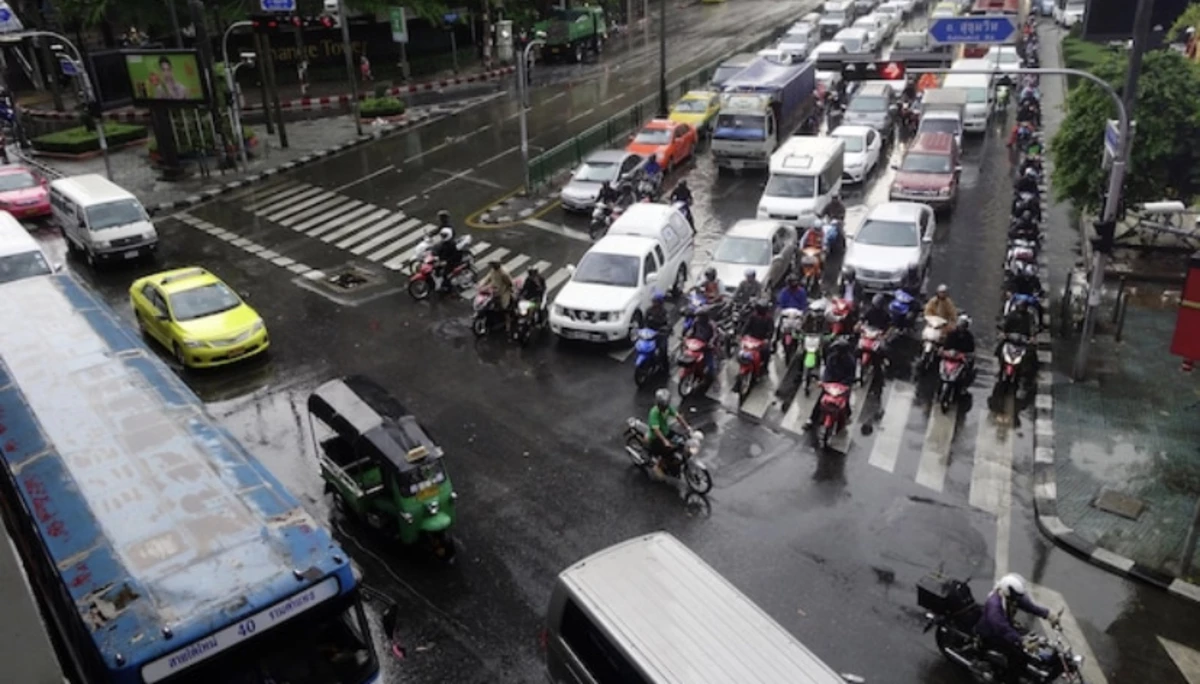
[928,16,1017,45]
[59,58,77,77]
[443,12,459,23]
[260,0,295,12]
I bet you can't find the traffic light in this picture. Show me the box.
[250,13,337,33]
[250,13,284,34]
[1092,219,1117,255]
[813,58,907,82]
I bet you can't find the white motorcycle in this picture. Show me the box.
[917,314,948,376]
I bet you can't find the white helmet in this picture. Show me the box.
[994,573,1028,600]
[438,227,453,240]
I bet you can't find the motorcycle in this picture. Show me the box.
[1013,191,1041,219]
[826,297,854,337]
[636,176,661,202]
[1003,291,1041,318]
[937,349,970,413]
[857,325,888,384]
[888,289,918,331]
[801,332,823,396]
[408,251,478,300]
[403,233,470,275]
[633,327,668,387]
[813,382,851,449]
[777,307,805,365]
[622,420,713,495]
[681,289,728,335]
[918,574,1085,684]
[513,292,548,345]
[997,332,1030,395]
[733,336,768,404]
[589,201,622,240]
[917,315,949,375]
[1005,242,1040,275]
[677,336,714,398]
[799,246,824,293]
[996,82,1010,109]
[471,289,506,337]
[899,101,919,137]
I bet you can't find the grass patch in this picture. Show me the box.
[360,96,406,118]
[31,122,147,155]
[1061,32,1118,89]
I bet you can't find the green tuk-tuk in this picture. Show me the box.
[307,376,458,559]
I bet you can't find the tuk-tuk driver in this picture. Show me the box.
[647,388,692,478]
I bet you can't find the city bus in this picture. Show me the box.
[965,0,1027,57]
[0,273,381,684]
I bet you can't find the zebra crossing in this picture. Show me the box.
[216,180,574,295]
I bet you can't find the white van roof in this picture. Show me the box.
[49,174,137,204]
[558,533,846,683]
[588,234,656,258]
[770,136,845,175]
[607,202,683,240]
[0,211,44,258]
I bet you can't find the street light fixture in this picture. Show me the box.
[518,37,545,194]
[222,20,253,170]
[30,33,112,180]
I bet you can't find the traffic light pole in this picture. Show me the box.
[337,0,363,137]
[907,66,1129,380]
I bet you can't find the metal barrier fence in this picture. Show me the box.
[527,26,789,190]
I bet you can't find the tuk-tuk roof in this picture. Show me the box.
[308,376,443,472]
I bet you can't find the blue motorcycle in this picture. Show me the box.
[633,328,668,387]
[888,289,917,330]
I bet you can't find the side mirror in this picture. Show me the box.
[566,264,576,274]
[644,272,658,286]
[52,262,63,273]
[955,165,963,174]
[922,235,933,244]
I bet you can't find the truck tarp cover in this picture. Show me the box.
[723,59,810,93]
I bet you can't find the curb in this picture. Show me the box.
[18,67,516,122]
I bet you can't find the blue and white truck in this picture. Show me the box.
[711,57,818,171]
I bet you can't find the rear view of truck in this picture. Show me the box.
[536,7,607,63]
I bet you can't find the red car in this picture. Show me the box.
[0,165,51,220]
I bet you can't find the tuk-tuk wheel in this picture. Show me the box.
[430,531,456,562]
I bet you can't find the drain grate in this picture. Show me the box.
[329,270,370,290]
[321,265,384,292]
[1093,488,1146,520]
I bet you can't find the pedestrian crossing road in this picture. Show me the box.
[187,179,574,297]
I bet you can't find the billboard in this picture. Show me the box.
[125,50,207,105]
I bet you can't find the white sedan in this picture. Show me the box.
[831,124,882,183]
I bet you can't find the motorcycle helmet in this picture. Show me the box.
[1020,262,1038,277]
[704,266,717,282]
[1024,167,1038,178]
[801,254,818,268]
[528,266,540,277]
[1021,210,1033,222]
[872,293,885,308]
[654,388,671,408]
[753,299,770,315]
[994,573,1028,601]
[438,227,453,240]
[842,265,856,282]
[957,314,971,330]
[936,283,949,296]
[652,291,665,303]
[787,274,801,287]
[437,209,451,227]
[744,268,758,280]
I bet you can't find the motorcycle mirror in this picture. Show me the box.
[922,235,933,244]
[566,264,576,274]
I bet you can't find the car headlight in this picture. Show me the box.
[94,240,111,249]
[553,305,566,317]
[939,187,952,196]
[142,232,156,241]
[756,208,768,219]
[251,319,265,334]
[425,500,439,515]
[609,310,626,321]
[181,339,206,349]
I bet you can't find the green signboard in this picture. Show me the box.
[389,7,408,44]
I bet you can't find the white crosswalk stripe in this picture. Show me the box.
[916,402,959,492]
[293,199,365,233]
[266,191,339,222]
[279,197,354,228]
[305,204,378,238]
[322,210,391,244]
[368,219,427,262]
[242,183,308,211]
[351,222,412,256]
[255,186,326,216]
[544,266,571,293]
[337,214,408,250]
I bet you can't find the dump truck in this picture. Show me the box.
[535,6,607,63]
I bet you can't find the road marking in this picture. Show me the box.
[462,124,492,139]
[242,183,309,211]
[424,169,474,193]
[969,411,1014,515]
[405,141,450,163]
[252,185,325,215]
[291,199,365,232]
[321,209,390,244]
[365,219,428,262]
[475,247,511,266]
[1029,585,1108,684]
[523,217,592,243]
[265,191,338,222]
[279,197,355,227]
[544,92,566,104]
[1159,637,1200,684]
[568,107,595,123]
[502,253,530,275]
[915,404,957,492]
[545,266,571,294]
[382,226,456,268]
[478,145,518,167]
[398,195,419,208]
[867,383,915,473]
[303,204,377,237]
[351,223,411,255]
[469,241,491,256]
[336,213,408,250]
[333,164,396,193]
[271,255,296,267]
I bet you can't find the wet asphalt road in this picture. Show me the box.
[22,6,1200,684]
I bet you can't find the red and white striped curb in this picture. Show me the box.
[20,66,516,121]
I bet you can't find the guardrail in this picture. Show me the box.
[527,25,791,190]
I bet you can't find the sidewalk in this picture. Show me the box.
[19,95,490,215]
[1031,22,1200,603]
[17,65,516,122]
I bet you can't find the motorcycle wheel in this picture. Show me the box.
[624,433,648,467]
[939,383,954,414]
[684,462,713,495]
[471,315,488,337]
[407,278,431,301]
[456,266,479,292]
[429,531,457,562]
[633,362,652,388]
[733,374,748,405]
[517,325,533,347]
[821,420,835,449]
[679,373,699,398]
[784,343,796,366]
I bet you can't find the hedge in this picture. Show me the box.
[32,123,148,155]
[361,96,406,118]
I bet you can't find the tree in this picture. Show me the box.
[1051,49,1200,213]
[1169,2,1200,41]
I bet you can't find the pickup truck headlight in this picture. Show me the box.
[181,339,206,349]
[939,187,952,197]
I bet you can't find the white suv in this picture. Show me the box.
[843,202,935,292]
[550,204,694,343]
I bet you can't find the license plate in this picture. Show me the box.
[124,250,139,259]
[417,485,438,500]
[228,346,247,357]
[729,160,744,169]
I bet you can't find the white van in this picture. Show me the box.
[49,174,157,267]
[945,64,993,133]
[757,136,845,228]
[550,204,694,343]
[0,211,55,285]
[545,532,852,684]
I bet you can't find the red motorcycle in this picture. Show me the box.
[733,336,767,404]
[814,382,851,449]
[826,297,854,336]
[938,350,969,414]
[857,325,888,384]
[677,337,712,398]
[407,253,477,301]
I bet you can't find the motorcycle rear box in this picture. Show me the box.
[917,574,974,614]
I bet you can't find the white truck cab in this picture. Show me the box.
[756,136,845,228]
[945,61,993,133]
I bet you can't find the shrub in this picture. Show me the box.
[373,81,393,99]
[31,122,148,155]
[360,96,406,118]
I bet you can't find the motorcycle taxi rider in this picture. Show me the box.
[740,299,775,364]
[803,336,857,431]
[733,268,764,307]
[975,573,1059,684]
[517,266,547,324]
[597,180,621,208]
[924,283,959,322]
[943,314,977,382]
[646,388,694,479]
[645,292,671,364]
[432,226,463,291]
[687,309,719,377]
[1008,262,1045,329]
[698,267,726,308]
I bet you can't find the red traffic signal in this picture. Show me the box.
[250,14,282,34]
[836,60,907,82]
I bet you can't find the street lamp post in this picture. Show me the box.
[222,21,253,170]
[33,34,111,180]
[657,0,667,117]
[337,0,363,137]
[518,39,544,193]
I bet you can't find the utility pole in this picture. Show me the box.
[262,34,287,148]
[252,32,275,135]
[292,18,308,95]
[166,0,183,48]
[518,39,544,193]
[337,0,362,136]
[656,0,667,117]
[187,0,227,163]
[1074,0,1155,379]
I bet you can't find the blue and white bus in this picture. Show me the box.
[0,274,380,684]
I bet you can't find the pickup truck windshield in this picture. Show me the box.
[573,253,640,287]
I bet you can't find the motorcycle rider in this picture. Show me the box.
[645,292,671,364]
[1016,97,1040,127]
[900,263,924,299]
[1019,153,1043,178]
[1008,262,1045,329]
[1010,209,1039,239]
[924,284,959,323]
[641,156,662,197]
[437,209,454,233]
[942,314,977,383]
[483,260,515,331]
[669,180,696,230]
[698,266,726,308]
[860,293,891,332]
[1014,166,1040,195]
[688,309,719,377]
[597,180,621,207]
[997,298,1035,372]
[432,226,463,291]
[740,299,775,364]
[646,388,694,478]
[518,266,547,317]
[975,573,1057,684]
[804,337,857,431]
[777,275,808,312]
[823,195,846,223]
[799,223,826,252]
[733,268,764,308]
[835,265,865,306]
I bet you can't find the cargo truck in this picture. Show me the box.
[535,6,607,63]
[711,58,818,171]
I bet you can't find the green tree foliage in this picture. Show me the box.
[1051,49,1200,213]
[1169,2,1200,41]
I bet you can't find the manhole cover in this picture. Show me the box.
[321,266,383,292]
[1093,488,1146,520]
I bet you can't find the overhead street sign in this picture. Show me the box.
[59,57,78,77]
[928,16,1017,45]
[389,7,408,44]
[0,1,24,33]
[260,0,296,12]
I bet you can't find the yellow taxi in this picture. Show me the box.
[669,90,721,137]
[130,267,269,368]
